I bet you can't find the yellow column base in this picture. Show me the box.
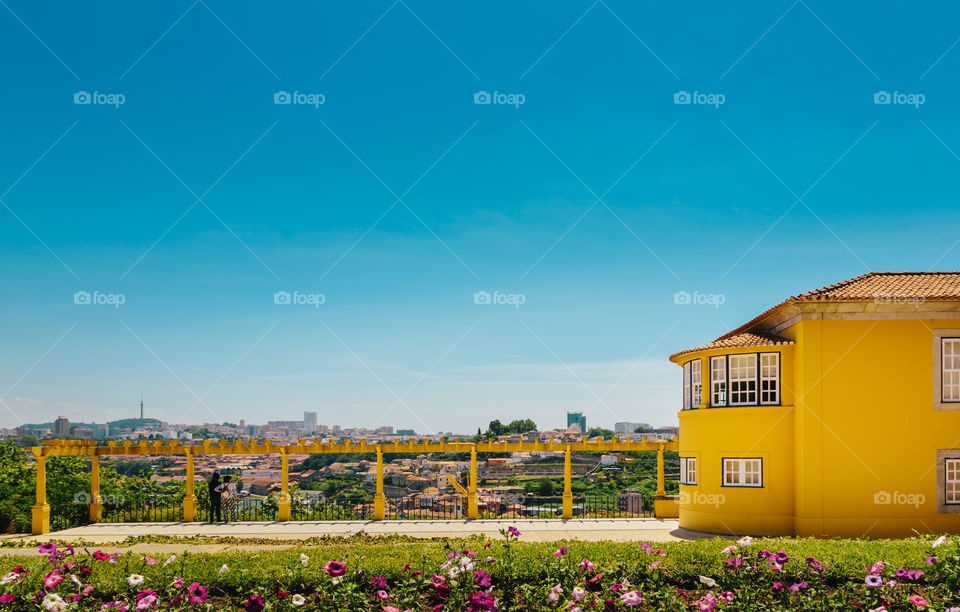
[278,494,291,521]
[562,493,573,519]
[89,500,103,523]
[467,495,478,520]
[374,495,385,520]
[32,504,50,535]
[654,495,679,518]
[183,495,197,522]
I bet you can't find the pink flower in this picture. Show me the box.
[507,526,521,537]
[766,558,782,572]
[867,561,885,576]
[696,593,717,612]
[323,560,347,577]
[718,592,734,603]
[772,582,784,590]
[548,584,563,602]
[554,546,569,558]
[649,560,662,570]
[100,603,128,612]
[383,607,401,612]
[908,595,929,608]
[474,570,491,588]
[376,590,389,601]
[578,560,595,572]
[42,571,63,589]
[92,551,110,562]
[721,545,737,554]
[172,577,183,589]
[619,591,643,606]
[135,595,157,610]
[143,556,157,565]
[186,582,207,604]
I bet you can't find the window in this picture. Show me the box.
[723,458,762,487]
[711,356,726,406]
[943,339,960,402]
[760,353,780,405]
[947,459,960,505]
[691,360,702,409]
[682,362,691,410]
[680,457,697,485]
[728,355,757,406]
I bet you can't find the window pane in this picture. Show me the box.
[948,459,960,504]
[729,355,757,405]
[943,340,960,403]
[711,357,726,406]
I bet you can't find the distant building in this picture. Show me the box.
[567,412,586,433]
[303,411,317,433]
[397,429,415,436]
[615,422,650,434]
[53,417,70,437]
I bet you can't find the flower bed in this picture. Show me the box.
[1,530,959,610]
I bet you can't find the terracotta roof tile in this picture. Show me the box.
[671,272,960,361]
[670,332,794,361]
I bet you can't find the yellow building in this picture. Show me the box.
[670,272,960,538]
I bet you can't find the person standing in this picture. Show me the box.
[208,471,222,523]
[216,475,238,523]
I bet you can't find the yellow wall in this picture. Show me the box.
[676,317,960,538]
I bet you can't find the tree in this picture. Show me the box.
[587,427,615,439]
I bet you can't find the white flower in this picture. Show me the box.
[42,593,67,612]
[448,566,461,578]
[291,594,306,606]
[163,554,176,567]
[0,572,18,585]
[300,553,309,568]
[699,575,717,587]
[933,535,949,548]
[127,574,144,587]
[736,536,753,547]
[218,564,229,576]
[71,574,82,586]
[572,586,586,601]
[331,577,342,585]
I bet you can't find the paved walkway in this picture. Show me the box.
[3,519,719,547]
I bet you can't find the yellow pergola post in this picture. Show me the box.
[183,451,197,521]
[467,446,478,519]
[31,448,49,535]
[278,450,291,521]
[374,446,385,520]
[656,444,666,496]
[89,454,102,523]
[562,445,573,519]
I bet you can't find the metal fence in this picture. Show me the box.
[51,492,653,530]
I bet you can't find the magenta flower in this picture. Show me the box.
[867,561,884,575]
[0,594,14,604]
[42,571,63,589]
[376,590,389,601]
[100,603,128,612]
[242,594,265,612]
[466,591,497,612]
[908,595,929,607]
[725,557,742,570]
[554,546,569,558]
[788,581,807,591]
[507,526,521,538]
[926,556,938,565]
[771,582,784,590]
[323,560,347,577]
[38,543,57,555]
[186,582,207,604]
[805,557,824,573]
[579,560,595,572]
[371,576,388,589]
[473,570,491,588]
[92,551,110,562]
[773,551,789,564]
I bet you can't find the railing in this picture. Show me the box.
[49,500,90,532]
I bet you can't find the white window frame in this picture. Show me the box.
[682,362,691,410]
[760,353,780,405]
[942,339,960,403]
[691,359,702,409]
[728,355,757,406]
[722,458,763,488]
[947,458,960,505]
[680,457,697,485]
[711,356,726,407]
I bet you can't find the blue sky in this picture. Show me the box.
[2,1,960,433]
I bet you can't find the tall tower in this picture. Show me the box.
[140,393,144,420]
